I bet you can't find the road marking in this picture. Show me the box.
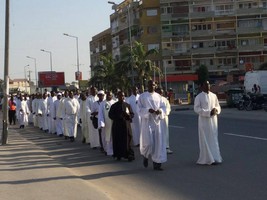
[169,125,185,129]
[224,133,267,141]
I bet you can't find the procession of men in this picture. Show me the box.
[6,80,222,170]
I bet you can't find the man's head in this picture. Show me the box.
[69,91,74,99]
[43,93,47,99]
[80,93,86,101]
[201,81,210,93]
[155,87,164,96]
[147,80,156,93]
[131,86,138,96]
[57,93,62,100]
[117,91,125,102]
[106,91,113,101]
[90,87,97,96]
[97,90,105,102]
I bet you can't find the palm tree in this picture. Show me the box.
[90,54,116,90]
[130,41,160,92]
[196,64,209,85]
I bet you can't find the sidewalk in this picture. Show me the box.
[0,114,111,200]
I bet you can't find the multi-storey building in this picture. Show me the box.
[109,0,140,62]
[90,0,267,95]
[89,28,112,77]
[161,0,267,89]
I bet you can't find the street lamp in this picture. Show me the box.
[40,49,53,87]
[24,64,29,93]
[108,1,134,86]
[26,56,38,88]
[63,33,81,81]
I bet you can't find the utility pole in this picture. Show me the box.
[28,70,32,94]
[2,0,10,145]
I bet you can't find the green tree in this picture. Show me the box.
[89,54,116,90]
[196,64,209,85]
[130,41,160,92]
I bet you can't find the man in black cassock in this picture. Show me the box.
[109,91,135,161]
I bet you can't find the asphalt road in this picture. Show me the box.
[1,108,267,200]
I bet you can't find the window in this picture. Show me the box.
[148,44,159,50]
[147,9,158,16]
[147,26,158,34]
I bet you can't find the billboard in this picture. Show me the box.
[38,71,65,87]
[75,71,82,80]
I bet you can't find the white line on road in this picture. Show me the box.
[169,125,185,129]
[224,133,267,141]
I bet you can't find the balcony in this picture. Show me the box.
[190,30,213,37]
[238,44,264,52]
[165,66,192,74]
[236,26,263,34]
[191,46,217,54]
[189,11,215,18]
[236,8,267,15]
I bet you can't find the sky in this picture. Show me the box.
[0,0,116,84]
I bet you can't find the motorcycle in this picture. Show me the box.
[237,94,251,110]
[237,93,265,111]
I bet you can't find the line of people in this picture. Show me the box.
[7,80,173,171]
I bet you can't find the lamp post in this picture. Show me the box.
[24,64,29,93]
[63,33,81,85]
[40,49,53,88]
[26,56,38,89]
[108,1,134,86]
[2,0,10,145]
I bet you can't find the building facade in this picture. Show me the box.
[90,0,267,96]
[90,28,112,77]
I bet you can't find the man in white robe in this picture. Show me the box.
[38,93,49,132]
[18,96,30,128]
[61,91,80,142]
[91,90,105,152]
[57,91,69,139]
[98,91,116,156]
[79,93,90,144]
[86,87,99,148]
[53,93,64,137]
[126,86,141,147]
[138,80,167,171]
[194,81,222,165]
[156,87,173,154]
[47,91,57,134]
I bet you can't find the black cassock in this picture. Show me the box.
[109,101,135,161]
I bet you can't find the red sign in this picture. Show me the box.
[161,74,198,82]
[75,71,82,80]
[38,71,65,87]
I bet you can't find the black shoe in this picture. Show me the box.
[100,147,105,153]
[116,157,121,161]
[143,157,148,168]
[69,137,75,142]
[64,136,69,140]
[153,162,163,171]
[128,157,134,162]
[82,138,86,144]
[58,134,63,137]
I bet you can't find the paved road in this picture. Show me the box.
[0,107,266,200]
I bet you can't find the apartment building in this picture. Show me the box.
[161,0,267,85]
[90,0,267,95]
[89,28,112,77]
